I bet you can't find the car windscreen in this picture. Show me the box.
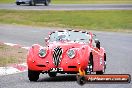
[49,31,90,43]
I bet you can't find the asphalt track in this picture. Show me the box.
[0,4,132,10]
[0,24,132,88]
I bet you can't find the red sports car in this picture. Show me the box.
[27,30,106,81]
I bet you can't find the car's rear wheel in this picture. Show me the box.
[28,69,40,81]
[104,53,106,70]
[44,0,49,6]
[48,72,57,77]
[16,2,20,5]
[96,71,103,75]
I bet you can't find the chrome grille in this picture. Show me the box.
[53,47,62,66]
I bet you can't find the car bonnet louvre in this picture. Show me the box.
[53,47,62,66]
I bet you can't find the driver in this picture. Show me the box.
[56,31,69,41]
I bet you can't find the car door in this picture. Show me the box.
[91,34,103,71]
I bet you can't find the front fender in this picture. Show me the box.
[27,44,42,69]
[77,45,91,69]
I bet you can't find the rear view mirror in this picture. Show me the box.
[95,39,100,49]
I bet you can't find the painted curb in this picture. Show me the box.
[0,63,27,76]
[0,42,29,76]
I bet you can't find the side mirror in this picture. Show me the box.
[95,39,100,49]
[45,38,49,45]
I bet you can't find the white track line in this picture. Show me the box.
[0,67,21,76]
[4,43,18,46]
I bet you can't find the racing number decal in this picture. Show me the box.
[51,68,57,72]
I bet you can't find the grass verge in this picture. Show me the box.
[0,0,132,4]
[0,43,27,67]
[0,0,14,4]
[52,0,132,4]
[0,10,132,32]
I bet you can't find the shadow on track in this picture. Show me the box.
[38,75,77,82]
[18,4,47,6]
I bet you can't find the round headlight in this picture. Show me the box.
[67,49,76,59]
[39,48,47,57]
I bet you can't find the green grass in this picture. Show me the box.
[53,0,132,4]
[0,44,27,66]
[0,0,14,3]
[0,10,132,32]
[0,0,132,4]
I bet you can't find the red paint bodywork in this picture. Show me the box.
[27,30,106,73]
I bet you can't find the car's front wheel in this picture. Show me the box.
[44,0,49,6]
[28,69,40,81]
[29,0,36,6]
[85,53,93,74]
[77,76,86,85]
[48,72,57,77]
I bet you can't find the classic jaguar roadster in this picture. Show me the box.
[27,30,106,81]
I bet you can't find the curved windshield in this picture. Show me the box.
[49,30,90,43]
